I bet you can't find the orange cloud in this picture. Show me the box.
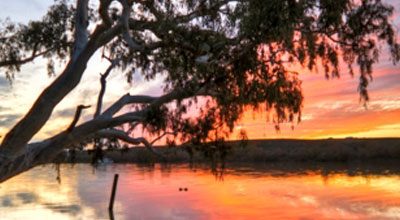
[234,33,400,139]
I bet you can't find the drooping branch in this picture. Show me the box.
[95,129,165,159]
[67,105,91,132]
[0,47,54,68]
[150,131,176,145]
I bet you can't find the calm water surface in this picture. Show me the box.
[1,163,400,220]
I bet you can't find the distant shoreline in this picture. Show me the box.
[55,138,400,164]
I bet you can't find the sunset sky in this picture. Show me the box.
[0,0,399,143]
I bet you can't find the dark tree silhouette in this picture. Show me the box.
[0,0,398,182]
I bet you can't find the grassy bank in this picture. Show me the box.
[58,138,400,163]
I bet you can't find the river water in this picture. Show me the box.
[1,163,400,219]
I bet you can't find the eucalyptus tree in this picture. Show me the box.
[0,0,398,182]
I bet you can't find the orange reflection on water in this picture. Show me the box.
[116,165,400,220]
[1,164,400,219]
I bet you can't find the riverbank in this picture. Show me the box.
[56,138,400,163]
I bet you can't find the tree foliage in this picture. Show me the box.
[0,0,398,181]
[0,1,74,78]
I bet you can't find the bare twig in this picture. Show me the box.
[94,58,120,118]
[67,105,91,132]
[150,131,176,145]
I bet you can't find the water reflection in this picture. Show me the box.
[0,161,400,219]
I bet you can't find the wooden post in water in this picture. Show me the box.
[109,174,119,211]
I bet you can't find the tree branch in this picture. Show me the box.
[142,0,163,20]
[19,112,146,171]
[95,129,165,159]
[119,0,144,51]
[173,0,238,23]
[102,84,213,118]
[72,0,89,61]
[67,105,91,132]
[0,3,122,162]
[0,85,206,181]
[150,131,176,145]
[0,48,53,68]
[99,0,113,27]
[94,58,120,118]
[102,94,158,117]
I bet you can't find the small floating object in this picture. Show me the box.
[184,188,188,191]
[179,188,182,191]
